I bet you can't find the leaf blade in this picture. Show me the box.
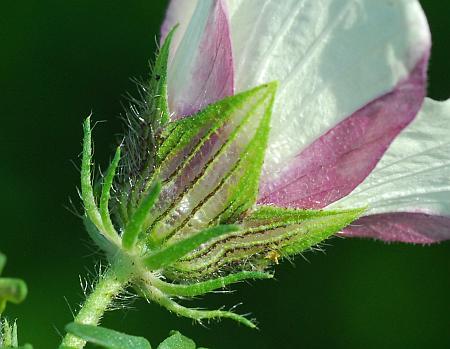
[0,253,6,275]
[0,278,28,313]
[157,331,195,349]
[65,323,151,349]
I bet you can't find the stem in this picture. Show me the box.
[59,267,129,349]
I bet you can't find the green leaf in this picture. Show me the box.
[147,82,277,246]
[157,331,195,349]
[169,206,365,280]
[0,256,28,314]
[122,181,161,250]
[65,323,151,349]
[0,253,6,275]
[0,279,28,313]
[143,225,239,270]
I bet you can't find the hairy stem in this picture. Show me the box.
[59,267,130,349]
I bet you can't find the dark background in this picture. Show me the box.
[1,1,449,348]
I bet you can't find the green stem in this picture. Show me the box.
[59,267,129,349]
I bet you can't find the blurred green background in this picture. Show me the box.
[1,1,449,348]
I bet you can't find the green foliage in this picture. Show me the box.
[0,254,27,315]
[156,331,196,349]
[0,255,5,276]
[0,255,31,348]
[63,326,207,349]
[64,323,151,349]
[0,280,27,315]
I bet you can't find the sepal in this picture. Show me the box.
[168,206,365,280]
[145,82,277,247]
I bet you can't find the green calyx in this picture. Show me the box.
[76,29,365,331]
[167,206,364,280]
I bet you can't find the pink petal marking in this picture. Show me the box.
[168,0,234,119]
[341,212,450,244]
[258,53,429,209]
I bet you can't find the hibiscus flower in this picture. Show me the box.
[73,0,450,333]
[161,0,450,244]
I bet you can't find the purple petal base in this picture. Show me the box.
[258,54,429,209]
[170,0,234,119]
[342,212,450,244]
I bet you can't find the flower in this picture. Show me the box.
[80,0,450,328]
[161,0,450,244]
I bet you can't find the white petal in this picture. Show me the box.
[330,98,450,216]
[160,0,198,62]
[227,0,430,182]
